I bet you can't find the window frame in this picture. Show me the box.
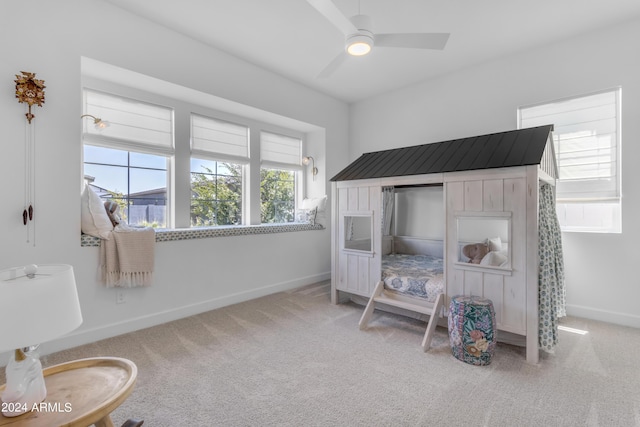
[81,81,309,231]
[259,131,304,225]
[84,147,170,227]
[189,114,250,227]
[82,88,174,228]
[518,88,622,233]
[259,166,300,224]
[190,157,245,227]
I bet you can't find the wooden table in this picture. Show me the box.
[0,357,137,427]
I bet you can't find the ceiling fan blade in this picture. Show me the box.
[306,0,357,35]
[375,33,450,50]
[317,51,348,78]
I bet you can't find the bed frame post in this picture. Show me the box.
[330,181,339,305]
[525,165,540,364]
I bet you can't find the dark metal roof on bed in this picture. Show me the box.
[331,124,555,182]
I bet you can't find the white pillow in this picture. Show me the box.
[81,184,114,239]
[480,251,508,267]
[301,196,327,226]
[301,196,327,213]
[486,236,502,252]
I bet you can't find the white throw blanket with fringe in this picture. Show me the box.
[100,225,155,287]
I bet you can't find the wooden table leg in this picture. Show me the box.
[94,414,116,427]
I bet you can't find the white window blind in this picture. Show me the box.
[260,131,302,170]
[519,89,620,202]
[191,114,249,163]
[83,89,174,156]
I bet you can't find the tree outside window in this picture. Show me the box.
[260,168,296,223]
[190,160,242,227]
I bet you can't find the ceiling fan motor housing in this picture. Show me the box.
[346,14,374,55]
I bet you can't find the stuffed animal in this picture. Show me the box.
[104,200,121,227]
[463,243,489,264]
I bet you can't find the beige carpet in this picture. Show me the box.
[5,281,640,426]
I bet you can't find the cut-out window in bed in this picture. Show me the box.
[343,213,373,253]
[455,213,511,271]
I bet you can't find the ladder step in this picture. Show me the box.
[372,295,434,315]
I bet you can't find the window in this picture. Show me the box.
[261,168,296,223]
[190,160,242,226]
[343,213,373,253]
[83,89,173,228]
[456,214,511,271]
[81,79,314,232]
[190,115,248,226]
[518,88,621,233]
[84,146,168,227]
[260,131,302,224]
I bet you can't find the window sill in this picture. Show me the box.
[81,222,324,247]
[453,261,512,276]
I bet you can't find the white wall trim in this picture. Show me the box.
[566,304,640,329]
[1,272,330,363]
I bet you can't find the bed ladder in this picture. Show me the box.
[358,281,445,352]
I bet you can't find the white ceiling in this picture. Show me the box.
[103,0,640,103]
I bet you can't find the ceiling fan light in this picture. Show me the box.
[346,33,373,56]
[347,41,371,56]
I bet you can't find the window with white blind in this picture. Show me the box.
[260,131,302,224]
[518,88,622,233]
[83,89,173,227]
[190,114,248,227]
[191,114,249,163]
[83,89,174,155]
[82,80,314,232]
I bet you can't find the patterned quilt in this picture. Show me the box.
[382,254,444,303]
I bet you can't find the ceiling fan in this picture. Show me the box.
[307,0,450,78]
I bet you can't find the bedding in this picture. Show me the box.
[382,254,444,303]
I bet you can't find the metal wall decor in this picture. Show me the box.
[15,71,46,244]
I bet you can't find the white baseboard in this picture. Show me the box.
[566,304,640,329]
[1,272,330,363]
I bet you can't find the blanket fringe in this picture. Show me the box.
[102,269,153,288]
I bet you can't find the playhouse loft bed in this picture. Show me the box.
[330,125,558,364]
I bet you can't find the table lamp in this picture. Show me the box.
[0,264,83,417]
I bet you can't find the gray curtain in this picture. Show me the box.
[538,183,566,353]
[382,187,394,236]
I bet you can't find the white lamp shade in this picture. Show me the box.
[0,264,83,352]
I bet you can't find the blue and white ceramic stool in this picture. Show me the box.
[448,295,497,366]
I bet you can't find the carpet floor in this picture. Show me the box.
[5,281,640,426]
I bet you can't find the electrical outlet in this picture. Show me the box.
[116,290,126,304]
